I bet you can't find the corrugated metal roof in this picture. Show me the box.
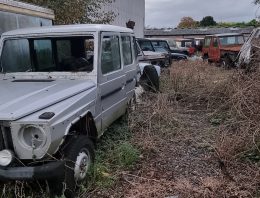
[145,27,254,37]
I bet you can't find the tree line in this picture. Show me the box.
[177,16,259,29]
[19,0,116,25]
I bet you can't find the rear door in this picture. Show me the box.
[99,32,127,131]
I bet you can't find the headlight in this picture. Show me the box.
[18,125,47,150]
[0,150,14,167]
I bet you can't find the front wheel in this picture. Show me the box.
[49,136,95,198]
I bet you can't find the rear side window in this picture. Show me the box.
[121,36,133,66]
[101,35,121,74]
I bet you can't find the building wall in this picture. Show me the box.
[0,10,52,35]
[0,0,54,35]
[102,0,145,38]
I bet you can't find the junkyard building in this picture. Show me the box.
[0,0,54,35]
[145,27,254,40]
[101,0,145,38]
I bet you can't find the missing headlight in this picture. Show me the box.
[18,125,47,150]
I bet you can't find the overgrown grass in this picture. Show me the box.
[80,116,140,195]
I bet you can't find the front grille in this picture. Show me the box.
[0,127,5,150]
[0,126,14,151]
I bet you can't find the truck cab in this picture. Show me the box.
[203,33,245,66]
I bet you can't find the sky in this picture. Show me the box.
[145,0,259,28]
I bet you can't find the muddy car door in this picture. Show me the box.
[99,33,127,130]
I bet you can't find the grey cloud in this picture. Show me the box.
[145,0,259,27]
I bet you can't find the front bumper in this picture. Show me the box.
[0,161,64,181]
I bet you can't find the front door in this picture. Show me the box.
[209,37,220,62]
[99,33,127,131]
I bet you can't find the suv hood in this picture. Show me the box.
[143,51,165,59]
[220,45,242,52]
[0,79,96,121]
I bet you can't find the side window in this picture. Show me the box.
[101,35,121,74]
[34,40,55,71]
[213,38,218,47]
[121,36,133,66]
[133,37,139,58]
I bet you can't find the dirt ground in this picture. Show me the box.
[87,61,260,198]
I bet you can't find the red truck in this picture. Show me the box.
[202,33,245,67]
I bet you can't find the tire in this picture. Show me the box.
[49,136,95,198]
[140,65,159,92]
[221,55,233,69]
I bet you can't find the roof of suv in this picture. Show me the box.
[205,33,243,37]
[2,24,134,37]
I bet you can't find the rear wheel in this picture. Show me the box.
[49,136,95,198]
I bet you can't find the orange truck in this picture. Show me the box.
[202,33,245,67]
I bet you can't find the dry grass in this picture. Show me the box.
[125,59,260,197]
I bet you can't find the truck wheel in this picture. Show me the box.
[49,136,95,198]
[221,55,233,69]
[140,65,159,92]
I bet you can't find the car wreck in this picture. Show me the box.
[0,24,143,197]
[148,38,188,61]
[136,38,171,67]
[238,28,260,71]
[202,33,245,67]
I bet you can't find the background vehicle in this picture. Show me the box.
[175,38,196,56]
[136,38,171,67]
[238,28,260,71]
[0,24,138,197]
[149,38,188,61]
[203,33,245,67]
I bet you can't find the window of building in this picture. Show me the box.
[121,36,133,66]
[101,35,121,74]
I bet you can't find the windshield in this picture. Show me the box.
[154,46,168,53]
[167,40,177,48]
[1,36,95,73]
[137,40,154,51]
[219,36,244,46]
[151,41,170,51]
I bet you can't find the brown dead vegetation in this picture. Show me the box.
[112,59,260,198]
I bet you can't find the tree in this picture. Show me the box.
[200,16,217,27]
[177,17,198,28]
[19,0,116,25]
